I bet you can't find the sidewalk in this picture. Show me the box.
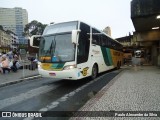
[70,66,160,119]
[0,68,41,87]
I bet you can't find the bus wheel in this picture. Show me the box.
[116,62,120,69]
[91,64,98,80]
[119,61,121,68]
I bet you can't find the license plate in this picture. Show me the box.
[49,73,56,76]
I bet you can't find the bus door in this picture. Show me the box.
[77,22,90,77]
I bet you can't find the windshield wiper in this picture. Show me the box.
[52,38,56,56]
[45,37,58,62]
[42,37,56,62]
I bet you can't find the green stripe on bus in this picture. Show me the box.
[101,47,113,66]
[101,47,110,66]
[51,63,65,69]
[106,48,113,65]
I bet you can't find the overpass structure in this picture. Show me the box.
[131,0,160,66]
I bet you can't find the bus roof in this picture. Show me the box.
[46,20,122,45]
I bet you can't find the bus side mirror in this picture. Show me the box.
[30,35,41,48]
[72,30,81,44]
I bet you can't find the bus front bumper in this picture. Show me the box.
[38,68,82,80]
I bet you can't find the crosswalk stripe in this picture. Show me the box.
[0,84,60,109]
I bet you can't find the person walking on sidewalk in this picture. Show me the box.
[0,56,10,74]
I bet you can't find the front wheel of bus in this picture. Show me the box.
[91,64,98,80]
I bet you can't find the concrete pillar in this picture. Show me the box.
[158,40,160,67]
[151,44,158,65]
[159,40,160,53]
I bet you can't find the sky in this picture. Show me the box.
[0,0,135,38]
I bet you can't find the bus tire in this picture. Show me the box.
[120,61,121,68]
[116,62,120,69]
[90,64,98,80]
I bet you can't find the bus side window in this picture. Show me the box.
[92,39,97,45]
[101,35,106,47]
[92,28,101,45]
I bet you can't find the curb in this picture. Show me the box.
[79,69,125,111]
[0,75,42,88]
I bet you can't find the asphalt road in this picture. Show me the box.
[0,69,122,120]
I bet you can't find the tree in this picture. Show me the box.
[23,20,47,54]
[0,25,4,30]
[23,20,47,37]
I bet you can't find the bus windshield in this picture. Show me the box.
[43,21,78,35]
[39,33,75,63]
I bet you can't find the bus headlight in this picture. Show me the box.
[38,62,42,68]
[63,65,76,70]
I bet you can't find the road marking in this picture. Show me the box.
[23,73,111,120]
[23,70,120,120]
[0,84,60,110]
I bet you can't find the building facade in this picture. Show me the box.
[0,29,11,52]
[7,30,19,50]
[103,26,111,37]
[0,28,19,52]
[131,0,160,66]
[0,7,28,44]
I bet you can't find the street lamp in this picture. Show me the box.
[157,15,160,19]
[152,27,159,30]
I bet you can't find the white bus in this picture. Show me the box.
[135,50,144,58]
[30,21,123,80]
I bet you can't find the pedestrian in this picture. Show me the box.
[0,53,3,73]
[1,56,11,74]
[7,51,13,62]
[10,55,21,72]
